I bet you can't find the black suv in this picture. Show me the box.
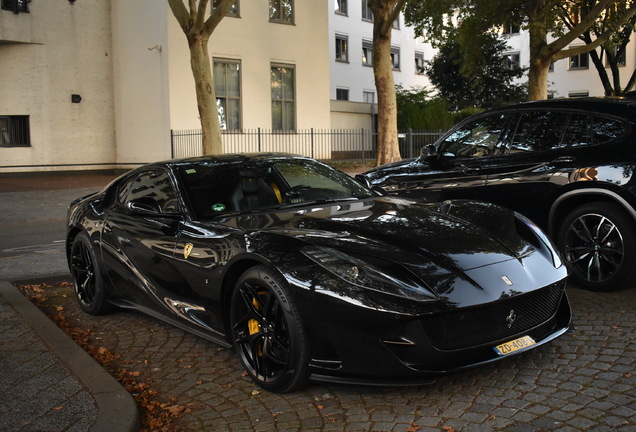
[359,97,636,291]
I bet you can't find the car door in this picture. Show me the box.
[388,112,511,202]
[100,169,186,309]
[483,110,581,225]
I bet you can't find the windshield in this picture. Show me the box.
[176,157,374,219]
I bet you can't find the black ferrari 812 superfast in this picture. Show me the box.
[66,153,571,392]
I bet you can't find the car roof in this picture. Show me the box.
[492,96,636,119]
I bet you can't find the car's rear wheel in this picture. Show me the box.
[70,231,112,314]
[558,203,636,291]
[230,265,309,393]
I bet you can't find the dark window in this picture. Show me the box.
[1,0,30,14]
[591,117,625,144]
[119,171,180,214]
[361,0,372,21]
[362,40,373,66]
[390,46,400,71]
[269,0,293,24]
[415,51,425,74]
[510,111,569,152]
[213,0,239,17]
[214,59,241,130]
[336,88,349,101]
[336,35,349,62]
[0,116,30,147]
[560,114,590,148]
[271,64,295,131]
[439,113,508,158]
[570,52,589,70]
[335,0,347,15]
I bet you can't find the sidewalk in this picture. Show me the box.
[0,171,138,432]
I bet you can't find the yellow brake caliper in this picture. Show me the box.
[248,293,265,356]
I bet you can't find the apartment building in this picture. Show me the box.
[329,0,433,130]
[0,0,330,173]
[503,26,636,98]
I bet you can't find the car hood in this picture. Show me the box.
[214,196,533,273]
[207,196,565,308]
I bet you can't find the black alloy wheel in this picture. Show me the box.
[558,203,636,291]
[230,265,309,393]
[70,232,111,315]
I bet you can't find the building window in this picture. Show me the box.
[269,0,293,24]
[336,35,349,63]
[570,50,589,70]
[606,48,627,67]
[392,15,400,29]
[271,65,295,131]
[549,61,555,72]
[363,91,375,104]
[415,51,425,74]
[214,60,241,131]
[362,40,373,66]
[0,116,30,147]
[336,88,349,101]
[213,0,239,17]
[568,91,589,98]
[391,46,400,71]
[1,0,30,14]
[504,52,520,70]
[335,0,347,15]
[362,0,372,21]
[502,22,520,35]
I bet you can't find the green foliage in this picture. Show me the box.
[424,29,526,110]
[395,85,477,130]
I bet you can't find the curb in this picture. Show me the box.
[0,282,140,432]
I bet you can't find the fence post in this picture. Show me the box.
[408,128,413,159]
[170,130,174,159]
[361,128,365,164]
[311,128,315,159]
[258,127,261,152]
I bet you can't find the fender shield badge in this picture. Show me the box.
[184,243,194,260]
[501,275,513,286]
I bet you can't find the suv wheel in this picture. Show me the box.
[558,203,636,291]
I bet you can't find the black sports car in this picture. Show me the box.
[66,153,571,392]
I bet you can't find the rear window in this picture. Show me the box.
[510,111,569,152]
[591,117,625,144]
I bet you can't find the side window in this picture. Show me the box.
[591,117,625,145]
[510,111,569,152]
[439,113,508,158]
[119,171,180,214]
[560,114,590,148]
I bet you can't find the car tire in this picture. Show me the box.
[70,231,112,315]
[557,203,636,291]
[230,265,310,393]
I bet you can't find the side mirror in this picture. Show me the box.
[421,144,438,161]
[127,198,160,215]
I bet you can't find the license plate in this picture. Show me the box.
[493,335,536,356]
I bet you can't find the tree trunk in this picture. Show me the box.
[372,15,401,165]
[526,16,551,101]
[189,35,223,155]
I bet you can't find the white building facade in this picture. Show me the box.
[0,0,331,173]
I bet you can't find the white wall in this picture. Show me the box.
[167,1,331,132]
[111,0,172,165]
[0,0,115,173]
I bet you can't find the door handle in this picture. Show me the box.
[552,156,575,164]
[463,166,481,175]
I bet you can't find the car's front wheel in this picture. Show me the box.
[558,203,636,291]
[70,231,112,314]
[230,265,309,393]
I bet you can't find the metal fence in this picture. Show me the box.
[171,128,446,162]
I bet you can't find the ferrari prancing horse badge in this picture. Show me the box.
[184,243,194,259]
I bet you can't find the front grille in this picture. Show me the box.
[421,281,565,351]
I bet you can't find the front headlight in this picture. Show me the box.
[302,246,437,302]
[515,213,563,268]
